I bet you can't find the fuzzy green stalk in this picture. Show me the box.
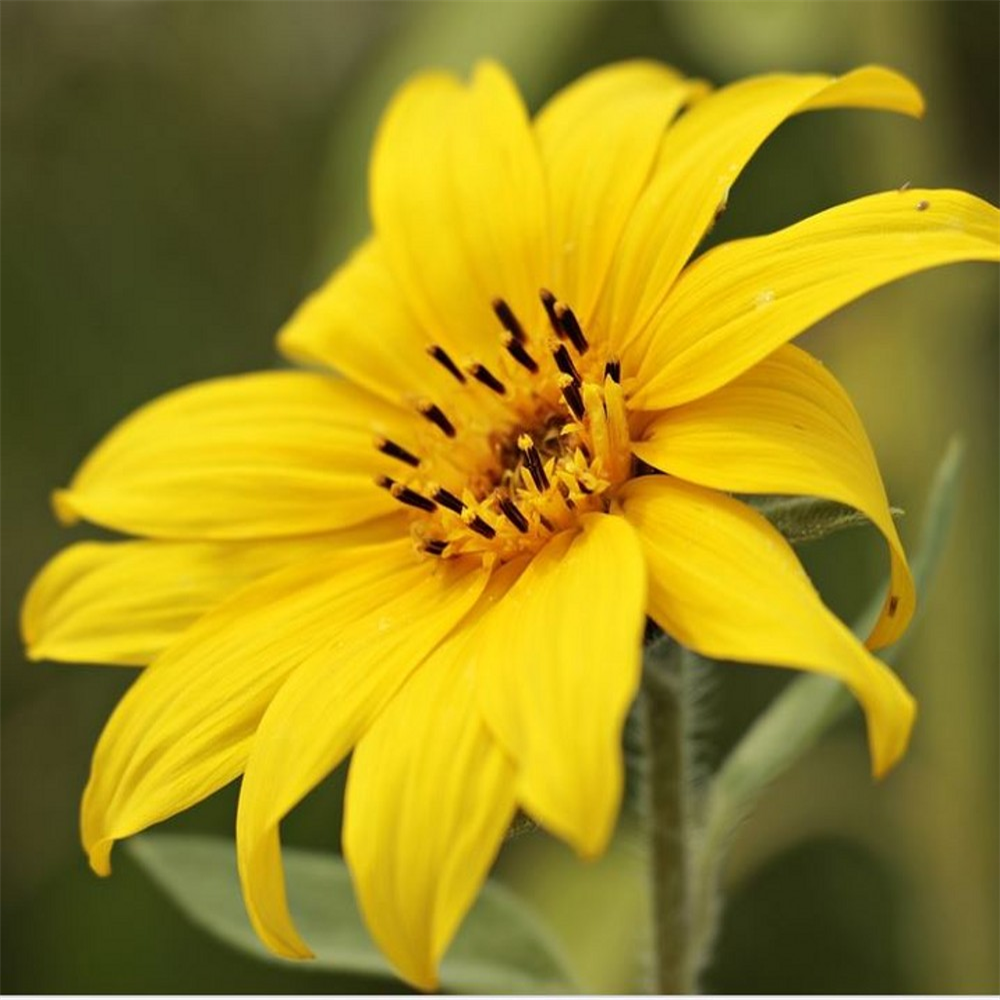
[641,639,694,994]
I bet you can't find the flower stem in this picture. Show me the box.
[642,640,693,994]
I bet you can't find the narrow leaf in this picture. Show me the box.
[750,494,904,545]
[127,833,579,995]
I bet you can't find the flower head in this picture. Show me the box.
[22,60,999,990]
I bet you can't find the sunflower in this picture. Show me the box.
[22,60,999,990]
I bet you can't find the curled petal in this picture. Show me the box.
[634,344,913,649]
[621,476,916,778]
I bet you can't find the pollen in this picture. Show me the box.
[373,291,635,564]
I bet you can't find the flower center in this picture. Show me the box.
[373,291,634,565]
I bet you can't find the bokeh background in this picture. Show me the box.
[2,0,997,993]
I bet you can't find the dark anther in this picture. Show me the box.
[391,484,438,513]
[576,477,594,495]
[467,514,497,539]
[555,303,588,355]
[604,358,621,384]
[428,345,466,383]
[378,476,435,512]
[518,435,550,491]
[538,513,555,532]
[419,401,457,438]
[540,289,562,337]
[527,456,550,492]
[888,594,900,616]
[561,380,586,420]
[526,458,549,491]
[376,437,421,468]
[432,486,465,515]
[470,363,506,395]
[492,298,527,344]
[424,539,448,556]
[498,496,530,534]
[552,343,582,384]
[556,480,577,509]
[504,334,539,373]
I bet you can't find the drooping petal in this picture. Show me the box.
[277,239,460,408]
[631,188,1000,407]
[535,61,707,328]
[621,476,916,778]
[476,515,647,859]
[371,61,550,362]
[236,557,489,959]
[604,66,925,355]
[21,517,407,667]
[634,344,912,650]
[343,563,523,991]
[55,371,417,539]
[81,538,425,874]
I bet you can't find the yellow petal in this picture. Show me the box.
[371,61,550,363]
[81,538,423,875]
[604,66,924,355]
[475,515,647,859]
[621,476,916,778]
[55,371,416,539]
[536,61,707,328]
[277,239,459,408]
[634,345,912,650]
[632,188,1000,407]
[343,564,522,991]
[235,557,489,959]
[21,517,407,667]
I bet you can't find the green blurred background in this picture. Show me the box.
[2,1,997,993]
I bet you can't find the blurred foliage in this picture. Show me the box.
[2,1,996,993]
[128,834,580,994]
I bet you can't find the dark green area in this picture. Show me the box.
[707,838,906,994]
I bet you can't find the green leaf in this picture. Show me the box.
[750,494,904,545]
[127,833,580,995]
[686,437,965,979]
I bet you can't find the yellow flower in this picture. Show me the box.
[22,61,999,990]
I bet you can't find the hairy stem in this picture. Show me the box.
[642,642,693,994]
